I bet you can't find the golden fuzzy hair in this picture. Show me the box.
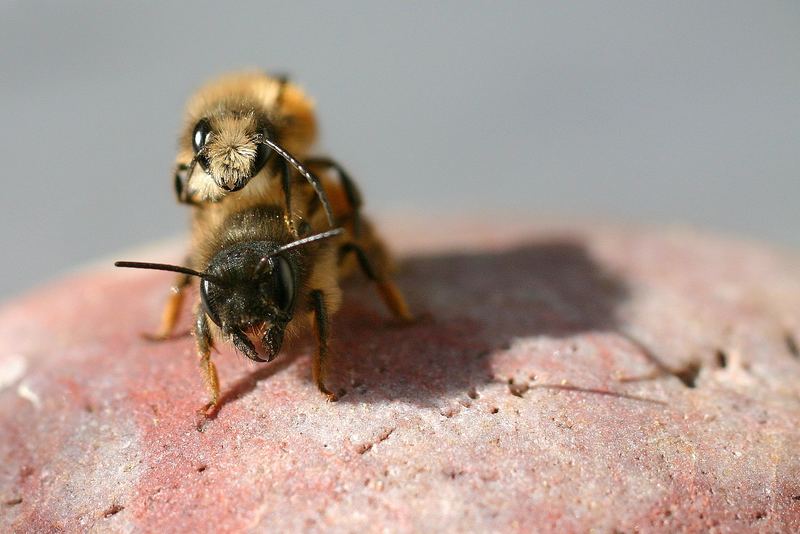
[176,70,319,204]
[179,71,317,162]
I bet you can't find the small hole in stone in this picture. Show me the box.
[103,504,124,518]
[490,407,499,414]
[754,511,767,520]
[715,350,728,368]
[785,333,799,358]
[196,465,207,473]
[4,497,22,506]
[467,387,479,400]
[792,495,800,501]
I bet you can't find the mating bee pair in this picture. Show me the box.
[117,72,413,412]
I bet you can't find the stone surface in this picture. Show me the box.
[1,217,799,532]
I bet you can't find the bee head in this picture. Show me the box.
[179,73,336,226]
[200,241,295,362]
[192,113,273,193]
[114,228,343,364]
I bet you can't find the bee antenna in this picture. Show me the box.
[259,136,336,228]
[274,228,344,255]
[114,261,226,285]
[253,228,344,276]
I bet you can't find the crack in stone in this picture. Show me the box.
[356,427,396,455]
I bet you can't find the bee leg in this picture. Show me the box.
[305,157,363,238]
[339,243,415,323]
[174,163,199,206]
[310,289,338,402]
[144,270,192,341]
[279,159,299,238]
[195,312,220,413]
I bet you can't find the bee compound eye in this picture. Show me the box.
[251,133,272,175]
[274,256,295,312]
[192,118,212,152]
[200,278,222,326]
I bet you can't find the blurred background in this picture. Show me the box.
[1,1,798,299]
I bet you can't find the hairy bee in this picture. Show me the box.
[120,71,413,409]
[174,70,335,228]
[117,189,413,411]
[150,71,388,343]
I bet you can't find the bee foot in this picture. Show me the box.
[198,400,219,418]
[141,329,192,342]
[399,313,418,325]
[390,312,426,327]
[321,388,340,402]
[141,332,170,342]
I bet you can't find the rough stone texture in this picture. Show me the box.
[1,218,799,533]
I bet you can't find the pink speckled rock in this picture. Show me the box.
[1,217,799,532]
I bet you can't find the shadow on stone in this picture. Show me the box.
[327,239,634,406]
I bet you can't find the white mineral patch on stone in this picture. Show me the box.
[17,381,40,408]
[0,353,27,390]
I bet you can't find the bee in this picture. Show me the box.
[149,71,380,342]
[116,198,413,411]
[173,70,336,229]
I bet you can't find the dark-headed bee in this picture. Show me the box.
[118,188,413,410]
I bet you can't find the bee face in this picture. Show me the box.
[200,241,296,362]
[191,112,274,193]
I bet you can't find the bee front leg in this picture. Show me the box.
[310,289,337,402]
[174,163,199,206]
[145,270,192,341]
[338,243,415,323]
[195,311,220,412]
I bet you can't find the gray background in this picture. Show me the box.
[1,1,798,300]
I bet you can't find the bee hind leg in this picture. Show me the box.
[338,243,415,323]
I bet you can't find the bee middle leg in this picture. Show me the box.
[310,289,338,401]
[338,243,415,323]
[305,156,363,238]
[195,311,220,412]
[278,159,299,238]
[145,270,192,341]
